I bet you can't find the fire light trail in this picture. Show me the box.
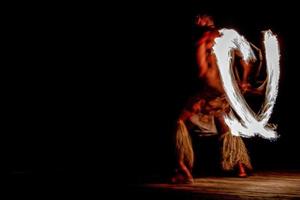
[212,29,280,139]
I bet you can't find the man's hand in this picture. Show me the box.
[240,82,252,94]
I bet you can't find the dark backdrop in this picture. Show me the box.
[115,1,300,183]
[5,1,300,188]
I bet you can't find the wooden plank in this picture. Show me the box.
[130,171,300,199]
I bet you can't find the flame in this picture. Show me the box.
[212,29,280,139]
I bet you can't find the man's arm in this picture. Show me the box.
[196,41,208,78]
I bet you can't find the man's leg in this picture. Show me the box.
[215,116,249,177]
[178,160,194,182]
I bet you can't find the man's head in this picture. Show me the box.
[195,15,215,28]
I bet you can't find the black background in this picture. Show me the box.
[5,1,300,189]
[115,1,300,184]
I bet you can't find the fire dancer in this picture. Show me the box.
[172,15,262,183]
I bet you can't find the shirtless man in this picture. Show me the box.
[195,15,252,177]
[172,15,258,184]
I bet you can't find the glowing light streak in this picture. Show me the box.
[212,29,280,139]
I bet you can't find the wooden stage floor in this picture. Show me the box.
[127,171,300,199]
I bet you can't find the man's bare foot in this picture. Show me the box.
[171,170,194,184]
[238,162,247,177]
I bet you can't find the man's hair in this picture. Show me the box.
[195,15,214,27]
